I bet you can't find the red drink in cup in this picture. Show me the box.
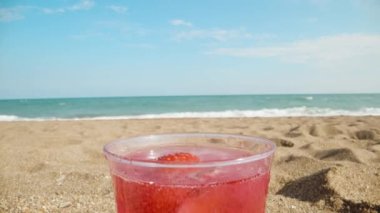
[104,133,275,213]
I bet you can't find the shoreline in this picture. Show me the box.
[1,114,380,122]
[1,116,379,212]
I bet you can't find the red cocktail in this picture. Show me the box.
[104,134,275,213]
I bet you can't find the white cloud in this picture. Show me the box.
[0,5,34,22]
[210,34,380,64]
[69,0,95,11]
[42,8,66,14]
[175,28,252,42]
[170,19,192,27]
[107,5,127,14]
[42,0,94,14]
[2,1,96,18]
[0,7,24,22]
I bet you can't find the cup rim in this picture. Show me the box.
[103,133,276,168]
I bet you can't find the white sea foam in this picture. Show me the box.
[1,107,380,121]
[305,96,313,100]
[0,115,21,121]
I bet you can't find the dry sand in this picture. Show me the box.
[0,116,380,213]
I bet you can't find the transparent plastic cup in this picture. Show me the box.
[103,133,276,213]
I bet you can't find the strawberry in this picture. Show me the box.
[157,152,200,163]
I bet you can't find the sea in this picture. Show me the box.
[0,94,379,121]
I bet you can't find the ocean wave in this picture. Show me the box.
[0,115,21,121]
[1,107,380,121]
[305,96,313,100]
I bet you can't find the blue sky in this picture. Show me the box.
[0,0,379,99]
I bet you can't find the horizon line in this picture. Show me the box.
[0,92,379,101]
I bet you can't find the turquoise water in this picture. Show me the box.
[0,94,379,120]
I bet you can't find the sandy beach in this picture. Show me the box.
[0,116,379,212]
